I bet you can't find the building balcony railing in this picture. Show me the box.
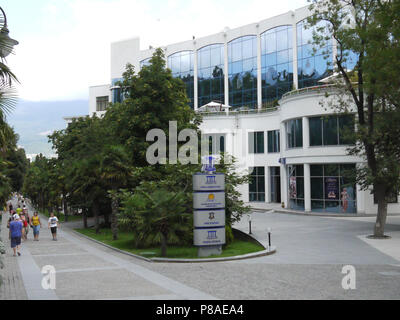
[281,84,337,100]
[200,106,279,117]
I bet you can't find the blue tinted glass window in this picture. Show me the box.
[266,52,277,66]
[261,25,293,103]
[180,53,191,72]
[228,36,257,109]
[277,50,289,64]
[140,57,151,68]
[297,20,333,89]
[168,51,194,108]
[342,50,358,71]
[242,58,254,72]
[231,42,241,62]
[277,30,288,51]
[111,78,123,103]
[197,44,225,107]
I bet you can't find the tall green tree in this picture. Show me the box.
[49,115,111,229]
[100,144,132,240]
[307,0,400,237]
[103,48,201,168]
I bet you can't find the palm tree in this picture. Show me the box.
[120,186,190,257]
[0,6,18,150]
[100,145,131,240]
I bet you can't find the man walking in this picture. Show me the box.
[9,214,23,256]
[48,212,60,241]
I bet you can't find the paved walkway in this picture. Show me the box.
[234,211,400,265]
[0,198,215,300]
[1,196,399,300]
[0,213,28,300]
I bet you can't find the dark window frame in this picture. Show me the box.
[286,118,303,149]
[248,131,265,154]
[249,166,265,202]
[267,130,280,153]
[96,96,109,111]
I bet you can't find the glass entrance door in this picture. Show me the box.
[270,167,281,203]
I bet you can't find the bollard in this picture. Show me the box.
[248,214,252,235]
[267,227,272,249]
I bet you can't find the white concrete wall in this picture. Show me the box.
[89,84,110,116]
[111,37,140,80]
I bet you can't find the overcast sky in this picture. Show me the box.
[3,0,309,102]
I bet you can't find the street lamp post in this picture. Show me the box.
[0,6,18,58]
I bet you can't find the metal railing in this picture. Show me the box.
[199,106,279,117]
[281,84,337,99]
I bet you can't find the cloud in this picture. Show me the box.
[38,130,53,136]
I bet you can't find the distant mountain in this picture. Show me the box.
[7,100,88,156]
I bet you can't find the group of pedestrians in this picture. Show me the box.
[5,195,60,257]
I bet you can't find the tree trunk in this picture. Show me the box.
[374,184,388,237]
[160,232,167,257]
[83,208,88,229]
[41,193,45,212]
[104,212,110,228]
[111,195,118,241]
[63,196,69,222]
[93,201,100,234]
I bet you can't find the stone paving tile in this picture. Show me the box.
[32,252,116,271]
[0,213,28,300]
[54,268,171,300]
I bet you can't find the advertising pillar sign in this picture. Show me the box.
[193,172,225,257]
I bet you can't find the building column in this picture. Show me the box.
[257,26,262,109]
[279,122,287,207]
[356,163,365,215]
[224,34,229,106]
[227,132,234,156]
[292,18,298,90]
[304,163,311,212]
[265,166,271,203]
[356,184,365,215]
[302,116,309,149]
[280,164,288,208]
[280,122,286,152]
[193,41,198,111]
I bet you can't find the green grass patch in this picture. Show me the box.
[75,227,265,259]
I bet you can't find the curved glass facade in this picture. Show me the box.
[140,57,151,68]
[261,25,293,103]
[111,78,123,103]
[197,44,225,108]
[228,36,258,109]
[297,20,333,89]
[168,51,194,108]
[309,115,355,146]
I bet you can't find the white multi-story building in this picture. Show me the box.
[86,5,399,215]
